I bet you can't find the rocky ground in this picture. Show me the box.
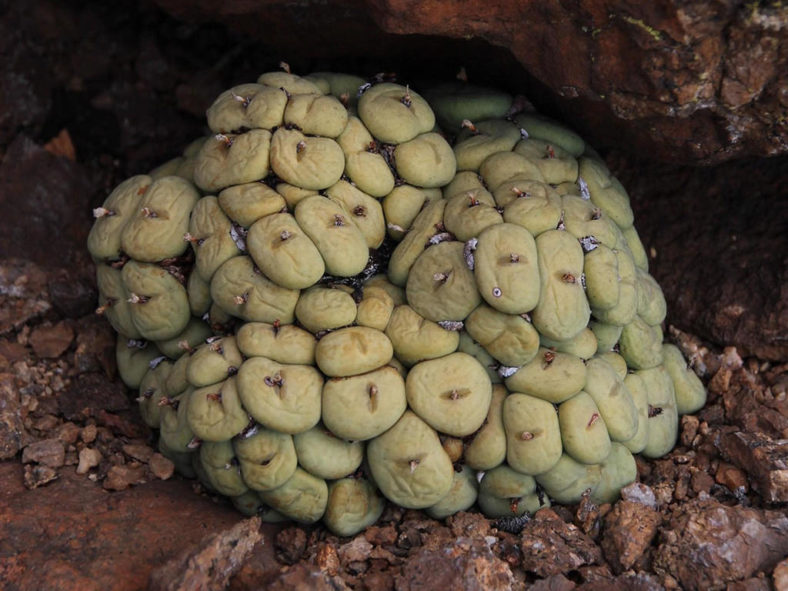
[0,1,786,590]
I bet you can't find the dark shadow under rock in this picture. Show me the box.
[613,154,788,361]
[0,135,94,269]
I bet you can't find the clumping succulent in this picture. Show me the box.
[89,66,706,536]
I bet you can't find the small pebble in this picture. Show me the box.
[81,424,97,443]
[22,438,65,468]
[76,447,102,474]
[55,422,81,445]
[620,482,657,508]
[23,464,59,489]
[31,414,59,432]
[149,453,175,480]
[715,462,749,492]
[103,465,146,491]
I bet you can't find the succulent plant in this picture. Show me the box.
[90,68,705,536]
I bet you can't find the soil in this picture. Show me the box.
[0,1,786,590]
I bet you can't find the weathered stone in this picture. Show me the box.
[520,508,603,577]
[715,461,748,493]
[103,464,147,491]
[0,340,28,364]
[0,259,51,335]
[80,423,98,444]
[718,431,788,503]
[447,511,492,539]
[316,543,340,577]
[653,498,788,590]
[263,563,351,591]
[23,463,59,489]
[0,371,26,459]
[148,453,175,480]
[724,577,772,591]
[395,535,514,591]
[338,536,373,565]
[619,482,657,509]
[601,501,661,573]
[530,574,576,591]
[680,415,700,447]
[22,438,66,468]
[55,422,81,445]
[577,572,663,591]
[0,135,93,267]
[149,517,263,591]
[275,527,308,565]
[76,447,102,474]
[773,557,788,591]
[0,462,281,591]
[153,0,787,164]
[29,321,74,358]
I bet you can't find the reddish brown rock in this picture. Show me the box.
[653,498,788,590]
[338,536,373,565]
[715,461,748,493]
[81,423,98,443]
[773,557,788,590]
[520,508,603,577]
[724,578,772,591]
[530,574,577,591]
[149,452,175,480]
[274,526,308,565]
[718,431,788,503]
[103,464,147,491]
[316,542,341,577]
[364,524,398,547]
[22,437,66,468]
[395,535,514,591]
[23,463,59,489]
[55,421,81,445]
[263,563,351,591]
[29,321,74,358]
[601,501,661,573]
[0,371,27,459]
[575,492,603,539]
[0,136,93,268]
[690,469,715,496]
[447,510,492,538]
[152,0,787,164]
[0,461,276,591]
[0,259,51,335]
[577,572,663,590]
[149,517,263,591]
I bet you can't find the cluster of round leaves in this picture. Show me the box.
[87,69,706,537]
